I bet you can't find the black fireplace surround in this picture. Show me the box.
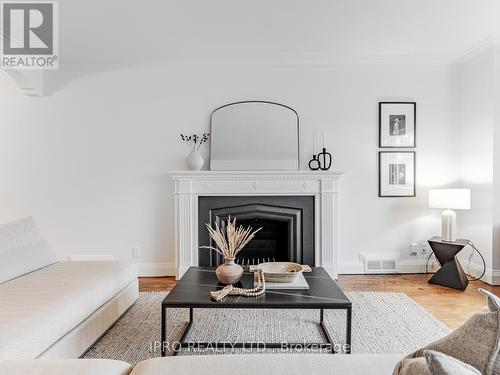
[198,196,315,267]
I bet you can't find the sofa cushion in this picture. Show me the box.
[425,350,481,375]
[0,217,57,284]
[397,351,482,375]
[0,261,138,359]
[0,359,132,375]
[394,288,500,375]
[395,357,430,375]
[131,354,403,375]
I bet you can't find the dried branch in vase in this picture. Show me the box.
[180,133,210,151]
[200,216,262,259]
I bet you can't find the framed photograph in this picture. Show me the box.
[379,102,416,148]
[379,151,416,197]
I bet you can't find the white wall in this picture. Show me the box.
[493,50,500,275]
[456,52,495,278]
[0,64,459,274]
[455,48,500,284]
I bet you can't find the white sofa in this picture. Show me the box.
[0,354,403,375]
[0,217,139,359]
[0,359,133,375]
[131,354,402,375]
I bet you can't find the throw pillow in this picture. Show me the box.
[394,357,430,375]
[425,350,481,375]
[393,288,500,375]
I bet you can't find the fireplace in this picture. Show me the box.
[168,170,342,280]
[198,196,315,266]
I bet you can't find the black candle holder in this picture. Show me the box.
[308,154,320,170]
[308,148,332,171]
[318,148,332,170]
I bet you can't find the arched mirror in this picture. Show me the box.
[210,101,299,171]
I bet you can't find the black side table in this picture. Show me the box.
[428,236,470,291]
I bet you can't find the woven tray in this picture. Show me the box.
[249,262,312,283]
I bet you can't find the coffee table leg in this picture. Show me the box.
[319,309,336,354]
[179,308,193,343]
[346,306,352,354]
[161,306,166,357]
[172,307,194,356]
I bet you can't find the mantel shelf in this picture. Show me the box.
[167,170,345,180]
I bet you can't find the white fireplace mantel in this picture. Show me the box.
[168,170,344,280]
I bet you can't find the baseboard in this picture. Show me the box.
[68,255,115,261]
[397,258,433,274]
[462,259,487,282]
[67,257,500,284]
[137,262,176,277]
[491,270,500,285]
[460,259,500,285]
[67,256,176,277]
[338,259,432,274]
[338,258,439,275]
[396,258,500,285]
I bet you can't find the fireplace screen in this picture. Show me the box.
[198,196,314,267]
[235,218,289,265]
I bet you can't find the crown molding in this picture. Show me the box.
[2,69,44,96]
[65,58,456,70]
[45,36,500,71]
[5,36,500,94]
[454,36,500,65]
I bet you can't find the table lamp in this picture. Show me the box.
[428,188,471,242]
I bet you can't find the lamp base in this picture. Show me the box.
[441,209,456,242]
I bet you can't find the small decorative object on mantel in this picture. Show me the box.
[200,216,262,285]
[308,154,321,170]
[180,133,210,170]
[317,148,332,170]
[309,132,332,171]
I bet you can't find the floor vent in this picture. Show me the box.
[367,260,381,271]
[359,252,399,274]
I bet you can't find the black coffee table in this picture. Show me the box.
[161,266,352,356]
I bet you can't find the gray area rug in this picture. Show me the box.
[83,291,449,365]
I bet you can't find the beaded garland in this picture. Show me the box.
[210,269,266,301]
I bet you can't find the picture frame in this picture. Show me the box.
[379,151,416,197]
[379,102,416,148]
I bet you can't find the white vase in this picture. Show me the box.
[186,150,204,170]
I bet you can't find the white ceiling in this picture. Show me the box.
[61,0,500,67]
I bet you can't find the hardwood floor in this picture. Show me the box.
[139,273,500,330]
[139,276,176,292]
[337,274,500,330]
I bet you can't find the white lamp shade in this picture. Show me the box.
[428,188,471,210]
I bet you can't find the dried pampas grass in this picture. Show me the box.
[200,216,262,259]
